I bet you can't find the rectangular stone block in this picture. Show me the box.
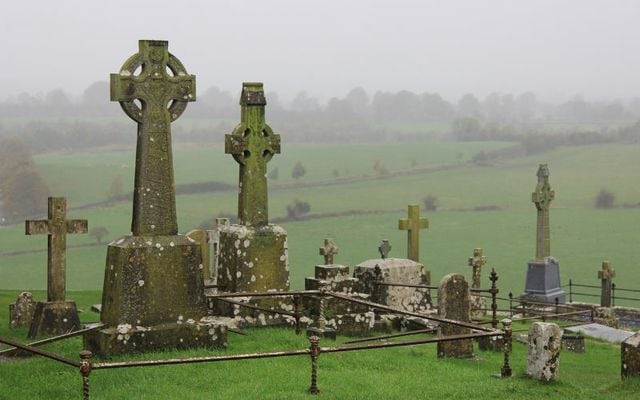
[437,273,473,358]
[527,322,562,382]
[314,264,350,280]
[28,301,80,339]
[522,257,565,304]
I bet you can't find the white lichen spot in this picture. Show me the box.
[169,241,175,247]
[120,70,131,76]
[155,243,161,248]
[117,324,132,335]
[151,224,156,230]
[280,255,286,261]
[146,188,151,192]
[243,239,250,248]
[199,264,204,270]
[248,262,254,269]
[251,275,256,282]
[117,334,124,341]
[187,318,195,324]
[258,313,266,325]
[234,240,241,248]
[138,280,145,287]
[236,271,242,278]
[146,240,153,246]
[63,318,68,323]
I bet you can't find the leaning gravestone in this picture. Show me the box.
[25,197,87,338]
[84,40,226,355]
[527,322,561,382]
[522,164,565,303]
[437,273,473,358]
[9,292,36,329]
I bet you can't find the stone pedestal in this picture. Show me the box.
[622,332,640,378]
[437,273,473,358]
[85,235,225,355]
[527,322,561,382]
[28,301,80,338]
[522,257,565,304]
[9,292,36,329]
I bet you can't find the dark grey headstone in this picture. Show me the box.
[522,257,565,304]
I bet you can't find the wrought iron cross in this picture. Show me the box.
[225,83,280,226]
[25,197,87,302]
[531,164,555,259]
[468,248,487,289]
[398,204,429,262]
[111,40,195,236]
[319,238,338,265]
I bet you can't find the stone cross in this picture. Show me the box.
[378,239,391,259]
[598,260,615,307]
[111,40,195,236]
[398,204,429,262]
[531,164,555,260]
[25,197,87,302]
[319,238,338,265]
[468,248,487,289]
[225,82,281,226]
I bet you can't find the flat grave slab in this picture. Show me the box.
[565,323,634,343]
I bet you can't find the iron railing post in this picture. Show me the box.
[508,292,513,318]
[308,335,321,394]
[79,350,92,400]
[490,268,499,329]
[569,279,573,303]
[612,283,616,307]
[500,319,512,378]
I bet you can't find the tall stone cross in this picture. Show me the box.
[225,82,281,226]
[319,238,338,265]
[111,40,195,235]
[398,204,429,262]
[598,260,615,307]
[531,164,555,260]
[468,248,487,289]
[25,197,87,302]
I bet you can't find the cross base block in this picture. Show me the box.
[522,257,565,304]
[28,301,80,339]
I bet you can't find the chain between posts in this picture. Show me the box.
[79,350,92,400]
[500,319,512,378]
[308,335,321,394]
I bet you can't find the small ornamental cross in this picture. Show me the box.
[378,239,392,259]
[531,164,555,260]
[468,248,487,289]
[398,204,429,262]
[111,40,195,236]
[25,197,87,302]
[598,260,615,307]
[319,238,338,265]
[225,82,281,226]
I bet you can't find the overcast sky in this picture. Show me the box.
[1,0,639,103]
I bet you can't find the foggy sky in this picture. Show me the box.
[1,0,639,103]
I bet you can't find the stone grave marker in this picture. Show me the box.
[398,204,428,262]
[527,322,561,382]
[437,273,474,358]
[9,292,35,329]
[598,260,615,307]
[319,238,338,265]
[522,164,565,303]
[84,40,226,355]
[622,332,640,378]
[25,197,86,338]
[468,248,487,318]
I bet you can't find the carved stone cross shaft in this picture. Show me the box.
[468,248,487,289]
[111,40,195,235]
[25,197,87,302]
[398,204,429,262]
[319,238,338,265]
[225,82,280,226]
[598,260,615,307]
[532,164,555,260]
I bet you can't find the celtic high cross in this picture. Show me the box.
[111,40,195,235]
[225,82,281,226]
[531,164,555,260]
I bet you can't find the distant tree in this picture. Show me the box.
[423,195,438,212]
[286,200,311,219]
[82,81,109,106]
[594,190,615,209]
[291,161,306,180]
[107,175,124,202]
[451,117,482,141]
[290,91,320,111]
[344,87,370,116]
[457,93,482,117]
[268,167,279,180]
[90,226,109,244]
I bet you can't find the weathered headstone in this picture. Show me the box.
[217,83,289,294]
[437,273,473,358]
[9,292,35,329]
[25,197,86,338]
[527,322,561,382]
[398,204,428,262]
[622,332,640,378]
[468,248,487,318]
[522,164,565,303]
[561,334,585,353]
[84,40,226,355]
[598,260,615,307]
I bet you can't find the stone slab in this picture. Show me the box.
[565,323,634,343]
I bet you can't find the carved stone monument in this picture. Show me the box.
[9,292,36,329]
[598,260,615,307]
[398,204,429,263]
[84,40,226,355]
[437,273,473,358]
[522,164,565,303]
[468,248,487,318]
[527,322,561,382]
[25,197,86,338]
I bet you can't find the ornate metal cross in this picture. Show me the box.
[319,238,339,264]
[398,204,429,262]
[531,164,555,260]
[25,197,87,302]
[598,260,615,307]
[468,248,487,289]
[225,82,280,226]
[378,239,392,259]
[111,40,195,236]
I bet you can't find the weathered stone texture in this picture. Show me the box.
[9,292,35,329]
[527,322,561,382]
[561,334,585,353]
[186,229,211,281]
[29,301,81,339]
[437,273,473,358]
[622,332,640,378]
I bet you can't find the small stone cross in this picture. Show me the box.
[532,164,555,260]
[398,204,429,262]
[467,248,487,289]
[598,260,615,307]
[319,238,338,265]
[25,197,87,302]
[225,82,281,226]
[111,40,195,236]
[378,239,392,259]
